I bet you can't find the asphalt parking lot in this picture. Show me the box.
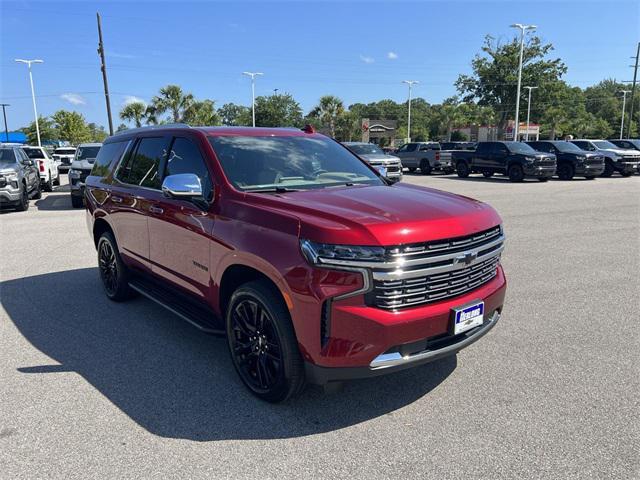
[1,173,638,479]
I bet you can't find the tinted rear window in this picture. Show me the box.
[23,148,45,159]
[91,141,129,178]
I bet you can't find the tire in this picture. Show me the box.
[71,195,84,208]
[456,161,470,178]
[420,159,432,175]
[15,184,29,212]
[407,167,416,173]
[53,171,60,186]
[601,159,614,177]
[226,280,305,403]
[508,164,525,182]
[482,170,493,178]
[557,163,575,181]
[43,173,53,192]
[97,231,136,302]
[31,181,42,199]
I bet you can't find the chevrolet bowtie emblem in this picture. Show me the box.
[454,252,478,266]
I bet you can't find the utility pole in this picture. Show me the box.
[626,42,639,138]
[524,86,538,141]
[97,12,114,135]
[402,80,419,143]
[15,59,43,146]
[619,90,631,139]
[0,104,9,142]
[510,23,536,141]
[242,71,263,127]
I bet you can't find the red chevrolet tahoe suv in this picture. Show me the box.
[85,124,506,402]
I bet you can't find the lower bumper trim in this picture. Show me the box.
[305,309,501,384]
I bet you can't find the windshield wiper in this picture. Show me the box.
[245,186,299,193]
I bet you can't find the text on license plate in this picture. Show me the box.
[453,301,484,335]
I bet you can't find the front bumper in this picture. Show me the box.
[524,164,556,178]
[306,308,501,384]
[575,163,605,176]
[615,161,639,174]
[0,188,22,204]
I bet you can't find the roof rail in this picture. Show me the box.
[112,123,191,137]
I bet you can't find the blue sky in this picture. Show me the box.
[1,0,638,130]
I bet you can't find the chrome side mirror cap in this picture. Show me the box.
[161,173,203,198]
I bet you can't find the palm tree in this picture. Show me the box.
[150,85,195,123]
[310,95,345,137]
[119,101,147,128]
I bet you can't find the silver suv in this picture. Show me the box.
[342,142,403,181]
[570,139,639,177]
[69,143,102,208]
[0,145,42,211]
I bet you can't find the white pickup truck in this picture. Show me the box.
[22,146,60,192]
[393,142,455,175]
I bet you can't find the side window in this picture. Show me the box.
[475,143,490,154]
[165,137,212,199]
[406,143,418,152]
[396,144,407,153]
[495,143,508,154]
[123,137,170,188]
[92,141,129,178]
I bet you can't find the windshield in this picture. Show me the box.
[593,140,619,149]
[76,146,101,160]
[23,148,45,159]
[505,142,536,154]
[54,149,75,155]
[0,148,17,166]
[553,141,584,153]
[209,135,384,192]
[348,144,384,155]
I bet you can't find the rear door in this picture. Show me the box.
[109,135,170,272]
[472,142,493,169]
[491,142,509,171]
[396,143,419,167]
[148,135,215,301]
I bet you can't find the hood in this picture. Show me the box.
[360,154,401,164]
[71,159,95,170]
[0,165,19,175]
[597,147,635,156]
[247,183,502,246]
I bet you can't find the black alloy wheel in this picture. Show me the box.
[456,161,470,178]
[508,164,525,182]
[420,159,432,175]
[226,281,305,402]
[32,181,42,199]
[44,173,53,192]
[16,184,29,211]
[97,232,135,301]
[601,160,614,177]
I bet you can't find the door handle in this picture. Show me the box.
[149,205,164,214]
[111,195,123,203]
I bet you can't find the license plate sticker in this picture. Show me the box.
[453,302,484,335]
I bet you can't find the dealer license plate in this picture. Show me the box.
[452,301,484,335]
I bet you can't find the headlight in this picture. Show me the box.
[525,156,536,162]
[575,155,586,162]
[68,169,82,178]
[300,239,385,265]
[5,173,18,182]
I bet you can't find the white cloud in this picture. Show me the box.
[107,50,135,59]
[359,55,375,64]
[387,51,398,60]
[60,93,86,106]
[122,95,145,106]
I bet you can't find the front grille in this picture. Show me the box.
[586,156,604,165]
[386,166,400,173]
[370,226,504,310]
[534,157,556,166]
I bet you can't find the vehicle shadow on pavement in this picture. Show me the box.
[3,268,456,441]
[34,193,75,211]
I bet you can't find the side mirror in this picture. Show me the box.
[24,159,34,167]
[161,173,203,199]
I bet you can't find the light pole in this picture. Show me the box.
[402,80,419,143]
[242,71,263,127]
[510,24,536,141]
[0,104,9,142]
[524,86,538,141]
[619,90,631,139]
[15,59,44,146]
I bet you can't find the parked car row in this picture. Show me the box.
[0,142,103,211]
[377,139,640,182]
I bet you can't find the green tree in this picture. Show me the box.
[116,123,129,132]
[119,101,147,128]
[51,110,91,145]
[310,95,345,137]
[335,110,360,141]
[21,116,57,144]
[218,103,251,126]
[456,34,567,135]
[183,99,220,126]
[150,85,195,123]
[254,93,303,127]
[87,123,108,142]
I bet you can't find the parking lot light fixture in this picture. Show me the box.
[619,90,631,139]
[242,71,263,127]
[510,24,536,141]
[524,86,538,141]
[402,80,419,143]
[15,58,44,147]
